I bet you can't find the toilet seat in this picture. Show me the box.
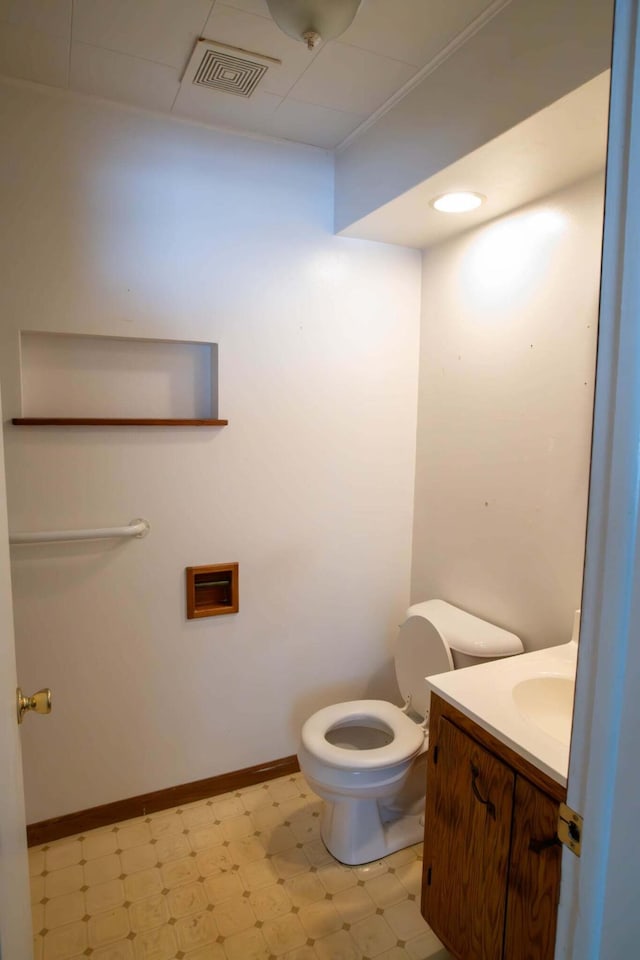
[301,699,425,771]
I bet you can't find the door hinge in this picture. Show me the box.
[427,866,432,886]
[558,802,583,856]
[433,745,439,765]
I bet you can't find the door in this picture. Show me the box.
[555,1,640,956]
[0,390,32,958]
[423,718,515,960]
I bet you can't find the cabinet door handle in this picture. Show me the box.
[470,762,496,818]
[528,835,562,854]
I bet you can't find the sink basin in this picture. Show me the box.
[427,640,578,784]
[512,676,575,745]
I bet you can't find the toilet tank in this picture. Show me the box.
[395,599,523,718]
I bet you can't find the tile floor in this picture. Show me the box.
[29,772,452,960]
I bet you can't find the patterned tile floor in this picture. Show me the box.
[29,772,452,960]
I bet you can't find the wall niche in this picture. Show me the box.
[13,331,226,426]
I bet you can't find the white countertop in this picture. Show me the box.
[426,641,577,786]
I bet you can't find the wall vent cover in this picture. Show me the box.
[182,39,280,99]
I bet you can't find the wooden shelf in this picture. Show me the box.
[12,418,228,426]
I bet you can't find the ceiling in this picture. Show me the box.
[341,71,611,248]
[0,0,503,149]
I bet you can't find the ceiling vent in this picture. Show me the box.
[182,39,280,99]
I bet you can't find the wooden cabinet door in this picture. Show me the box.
[423,718,515,960]
[504,776,562,960]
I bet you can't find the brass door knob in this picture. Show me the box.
[17,687,52,725]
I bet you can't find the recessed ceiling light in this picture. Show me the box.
[431,191,486,213]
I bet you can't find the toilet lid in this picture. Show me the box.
[395,616,454,718]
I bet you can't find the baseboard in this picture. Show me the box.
[27,754,300,847]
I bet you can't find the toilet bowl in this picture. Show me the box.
[298,599,524,865]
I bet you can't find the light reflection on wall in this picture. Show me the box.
[460,207,568,311]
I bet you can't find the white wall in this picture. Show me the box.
[0,82,421,823]
[412,175,604,650]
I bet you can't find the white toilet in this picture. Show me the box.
[298,599,524,865]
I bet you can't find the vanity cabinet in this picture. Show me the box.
[421,694,565,960]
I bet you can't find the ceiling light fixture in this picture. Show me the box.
[431,192,486,213]
[266,0,362,50]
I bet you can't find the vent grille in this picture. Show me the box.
[193,48,269,98]
[182,39,280,100]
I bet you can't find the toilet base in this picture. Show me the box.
[320,797,424,865]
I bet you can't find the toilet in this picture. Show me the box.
[298,599,524,865]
